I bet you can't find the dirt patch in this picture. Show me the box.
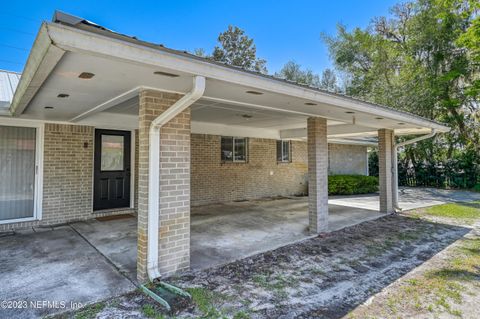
[55,213,473,319]
[166,215,468,318]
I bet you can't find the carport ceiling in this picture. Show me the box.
[20,50,433,137]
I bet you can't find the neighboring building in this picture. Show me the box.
[0,11,449,282]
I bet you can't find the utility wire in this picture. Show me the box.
[0,12,43,23]
[0,26,35,36]
[0,59,24,66]
[0,43,29,51]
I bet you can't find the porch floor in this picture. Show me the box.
[3,188,479,318]
[69,197,382,282]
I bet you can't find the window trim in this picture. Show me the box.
[277,140,292,163]
[221,136,248,163]
[0,118,44,224]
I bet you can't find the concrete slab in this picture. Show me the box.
[190,197,381,270]
[70,216,137,282]
[0,227,136,319]
[329,187,480,211]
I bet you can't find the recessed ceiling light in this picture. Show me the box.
[246,90,263,95]
[44,106,54,109]
[375,117,384,120]
[153,71,179,77]
[398,122,405,125]
[78,72,95,79]
[345,111,355,114]
[57,93,69,98]
[305,102,317,106]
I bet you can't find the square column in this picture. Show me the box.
[137,90,191,282]
[307,117,329,234]
[378,129,394,214]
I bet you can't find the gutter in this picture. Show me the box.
[147,75,205,281]
[392,129,437,212]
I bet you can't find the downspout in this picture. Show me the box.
[392,129,436,212]
[147,76,206,281]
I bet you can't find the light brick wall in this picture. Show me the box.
[0,124,136,232]
[137,90,190,282]
[308,117,329,234]
[328,143,368,175]
[378,129,394,214]
[191,134,308,205]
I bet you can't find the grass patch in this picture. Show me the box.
[251,273,296,299]
[424,201,480,223]
[185,287,224,318]
[74,302,105,319]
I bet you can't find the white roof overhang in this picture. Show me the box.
[9,19,450,143]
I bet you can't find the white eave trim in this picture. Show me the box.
[10,23,65,116]
[44,22,449,133]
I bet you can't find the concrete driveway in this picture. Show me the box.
[329,187,480,211]
[1,187,478,318]
[0,225,136,319]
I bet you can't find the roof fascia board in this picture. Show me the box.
[10,23,65,116]
[46,23,448,132]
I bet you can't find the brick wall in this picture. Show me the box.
[190,134,369,206]
[307,117,329,233]
[0,123,136,232]
[191,134,309,205]
[137,90,190,282]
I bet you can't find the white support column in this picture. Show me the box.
[378,129,394,214]
[307,117,329,234]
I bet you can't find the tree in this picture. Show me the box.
[323,0,480,188]
[211,25,267,73]
[274,61,320,87]
[320,68,341,92]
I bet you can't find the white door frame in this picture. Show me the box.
[0,118,44,224]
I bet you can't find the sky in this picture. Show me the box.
[0,0,398,74]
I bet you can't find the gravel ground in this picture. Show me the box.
[53,211,475,319]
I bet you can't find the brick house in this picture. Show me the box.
[0,12,449,282]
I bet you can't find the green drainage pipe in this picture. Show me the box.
[159,281,191,298]
[140,282,191,311]
[140,284,171,311]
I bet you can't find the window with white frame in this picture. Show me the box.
[221,137,248,162]
[277,140,291,162]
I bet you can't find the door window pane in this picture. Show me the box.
[101,135,124,171]
[0,125,36,221]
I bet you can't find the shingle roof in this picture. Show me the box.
[0,69,21,110]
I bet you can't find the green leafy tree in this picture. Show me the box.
[274,61,320,87]
[320,68,341,92]
[324,0,480,188]
[211,25,267,73]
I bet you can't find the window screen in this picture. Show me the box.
[221,137,247,162]
[277,140,291,162]
[0,125,36,221]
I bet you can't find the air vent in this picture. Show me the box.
[304,102,317,106]
[78,72,95,79]
[153,71,180,78]
[57,93,69,98]
[246,90,263,95]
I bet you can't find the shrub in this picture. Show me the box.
[328,175,378,195]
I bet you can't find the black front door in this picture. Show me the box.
[94,129,131,210]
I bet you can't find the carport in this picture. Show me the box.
[3,11,450,286]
